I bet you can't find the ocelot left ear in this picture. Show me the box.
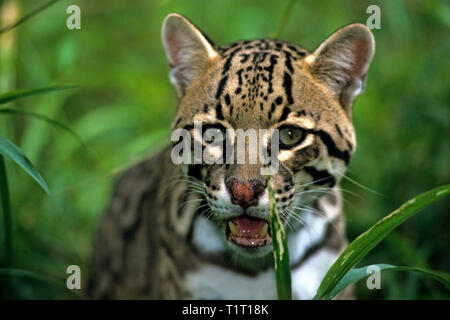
[162,13,220,98]
[305,24,375,115]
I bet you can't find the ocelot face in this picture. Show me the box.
[163,14,374,257]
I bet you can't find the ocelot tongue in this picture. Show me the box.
[233,216,266,237]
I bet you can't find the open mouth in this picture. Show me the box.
[227,215,272,247]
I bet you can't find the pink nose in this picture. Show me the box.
[226,178,265,209]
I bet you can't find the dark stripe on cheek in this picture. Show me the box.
[345,139,354,152]
[335,124,343,138]
[303,166,336,186]
[315,130,351,164]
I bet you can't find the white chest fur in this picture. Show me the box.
[187,211,338,299]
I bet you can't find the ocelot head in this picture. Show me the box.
[163,14,374,258]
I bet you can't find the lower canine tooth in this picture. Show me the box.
[259,223,268,237]
[229,221,238,235]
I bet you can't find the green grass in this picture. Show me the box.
[268,178,292,300]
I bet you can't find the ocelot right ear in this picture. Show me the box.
[304,24,375,116]
[162,13,220,98]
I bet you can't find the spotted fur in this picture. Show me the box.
[88,13,374,299]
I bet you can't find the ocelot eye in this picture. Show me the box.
[203,126,226,144]
[278,126,306,149]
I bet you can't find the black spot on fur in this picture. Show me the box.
[283,50,294,73]
[216,103,224,120]
[282,72,294,104]
[278,106,291,122]
[335,124,343,138]
[275,96,283,105]
[224,94,231,106]
[268,103,276,120]
[215,76,228,99]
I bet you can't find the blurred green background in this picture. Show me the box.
[0,0,448,299]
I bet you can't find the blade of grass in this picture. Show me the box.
[269,0,298,38]
[0,85,78,105]
[0,155,12,266]
[0,135,50,194]
[0,0,61,35]
[328,264,450,299]
[268,177,292,300]
[0,108,87,148]
[314,184,450,300]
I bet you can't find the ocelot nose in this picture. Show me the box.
[226,178,266,209]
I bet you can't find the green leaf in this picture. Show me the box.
[328,264,450,300]
[268,177,292,300]
[315,184,450,300]
[0,135,50,194]
[0,85,78,105]
[0,108,86,148]
[269,0,298,38]
[0,155,12,265]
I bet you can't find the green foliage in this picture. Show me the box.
[326,264,450,300]
[0,135,50,194]
[0,84,78,292]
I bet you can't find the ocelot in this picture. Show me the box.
[88,13,375,299]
